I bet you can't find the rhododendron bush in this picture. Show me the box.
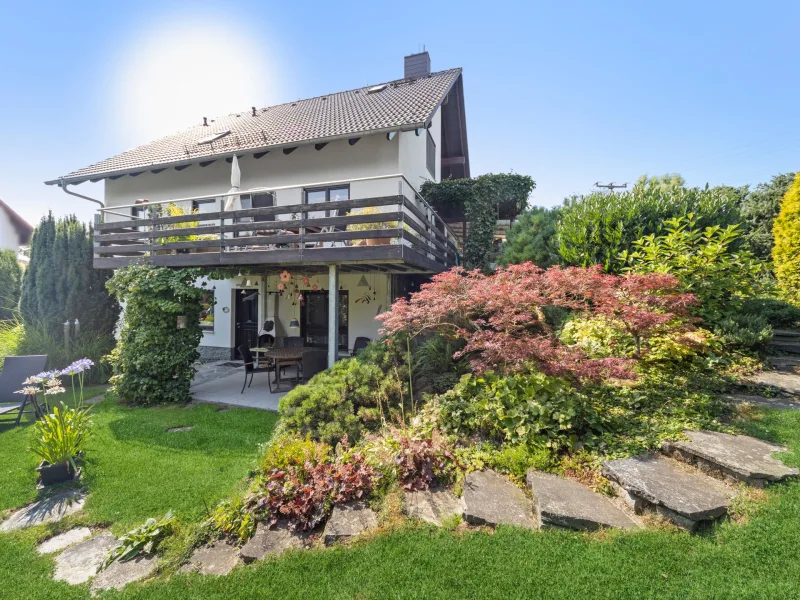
[378,263,698,381]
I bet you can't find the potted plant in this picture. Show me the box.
[346,207,400,246]
[31,403,93,485]
[20,359,95,486]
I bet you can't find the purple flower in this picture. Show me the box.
[61,358,95,376]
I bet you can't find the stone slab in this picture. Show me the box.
[323,501,378,545]
[53,532,118,585]
[770,342,800,355]
[767,356,800,374]
[239,522,308,562]
[462,470,536,530]
[724,394,800,411]
[405,488,464,526]
[37,527,93,554]
[526,471,638,531]
[772,329,800,339]
[1,490,86,532]
[746,371,800,396]
[179,541,240,576]
[664,430,798,485]
[602,455,731,522]
[91,555,158,594]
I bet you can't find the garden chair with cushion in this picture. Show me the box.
[238,345,274,394]
[300,350,327,383]
[0,355,48,426]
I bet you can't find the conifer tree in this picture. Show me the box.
[773,173,800,305]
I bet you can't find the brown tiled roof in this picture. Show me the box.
[0,199,33,245]
[47,68,462,185]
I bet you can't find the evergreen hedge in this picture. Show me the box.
[773,172,800,305]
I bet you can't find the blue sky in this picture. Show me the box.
[1,0,798,227]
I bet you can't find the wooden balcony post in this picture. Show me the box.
[328,264,339,368]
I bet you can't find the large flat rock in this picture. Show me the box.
[462,470,536,530]
[664,430,798,486]
[323,501,378,545]
[526,471,638,531]
[239,522,308,562]
[179,541,240,576]
[602,456,732,525]
[747,371,800,396]
[91,555,158,594]
[37,527,93,554]
[53,532,118,585]
[405,488,464,526]
[768,356,800,374]
[1,490,86,532]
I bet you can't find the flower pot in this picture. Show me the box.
[36,461,75,487]
[366,237,391,246]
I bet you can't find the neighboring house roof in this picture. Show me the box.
[46,68,463,186]
[0,199,33,246]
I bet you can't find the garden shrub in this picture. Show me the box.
[413,335,468,394]
[105,265,206,405]
[438,370,606,451]
[557,176,742,273]
[741,298,800,329]
[0,249,22,320]
[740,172,796,261]
[278,339,409,444]
[623,215,765,326]
[498,206,561,268]
[773,172,800,305]
[378,262,697,381]
[712,314,773,349]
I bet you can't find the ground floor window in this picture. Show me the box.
[300,290,348,350]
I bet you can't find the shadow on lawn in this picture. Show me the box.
[103,402,278,454]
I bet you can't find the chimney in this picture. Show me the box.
[404,51,431,79]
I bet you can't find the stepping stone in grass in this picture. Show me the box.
[462,470,536,530]
[239,521,309,562]
[179,541,240,576]
[91,554,158,594]
[53,532,117,585]
[166,426,194,432]
[746,371,800,396]
[602,455,732,531]
[663,430,799,487]
[768,356,800,374]
[0,490,86,532]
[405,487,464,526]
[526,471,638,531]
[323,501,378,545]
[37,527,93,554]
[723,394,800,411]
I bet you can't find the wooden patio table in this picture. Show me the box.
[250,347,312,388]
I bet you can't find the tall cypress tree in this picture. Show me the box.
[19,212,119,336]
[0,250,22,320]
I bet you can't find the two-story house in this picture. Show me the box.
[45,52,470,367]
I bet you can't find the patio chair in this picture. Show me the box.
[0,355,48,426]
[285,336,304,348]
[238,345,273,394]
[301,350,328,383]
[352,337,371,356]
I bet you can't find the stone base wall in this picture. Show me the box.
[197,345,234,363]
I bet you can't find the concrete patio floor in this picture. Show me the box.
[190,362,299,411]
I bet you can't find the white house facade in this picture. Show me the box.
[46,52,470,365]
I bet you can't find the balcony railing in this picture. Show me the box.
[93,175,460,272]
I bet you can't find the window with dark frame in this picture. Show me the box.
[300,290,349,350]
[192,198,217,226]
[426,130,436,177]
[304,185,350,220]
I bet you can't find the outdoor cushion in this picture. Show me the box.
[0,355,48,404]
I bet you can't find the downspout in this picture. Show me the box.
[58,179,104,208]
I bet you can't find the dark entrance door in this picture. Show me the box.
[300,291,348,350]
[234,288,259,358]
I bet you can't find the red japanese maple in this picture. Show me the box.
[377,263,697,381]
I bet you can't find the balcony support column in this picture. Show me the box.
[327,264,339,368]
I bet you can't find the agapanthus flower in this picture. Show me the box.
[44,378,63,388]
[44,386,66,396]
[15,386,41,396]
[22,375,44,385]
[61,358,95,376]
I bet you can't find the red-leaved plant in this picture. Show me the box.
[377,263,697,381]
[395,437,458,491]
[256,438,378,531]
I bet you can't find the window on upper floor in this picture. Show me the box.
[426,130,436,178]
[304,185,350,220]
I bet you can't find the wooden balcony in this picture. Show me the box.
[93,194,460,273]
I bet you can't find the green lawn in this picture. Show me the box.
[0,395,279,528]
[1,404,799,599]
